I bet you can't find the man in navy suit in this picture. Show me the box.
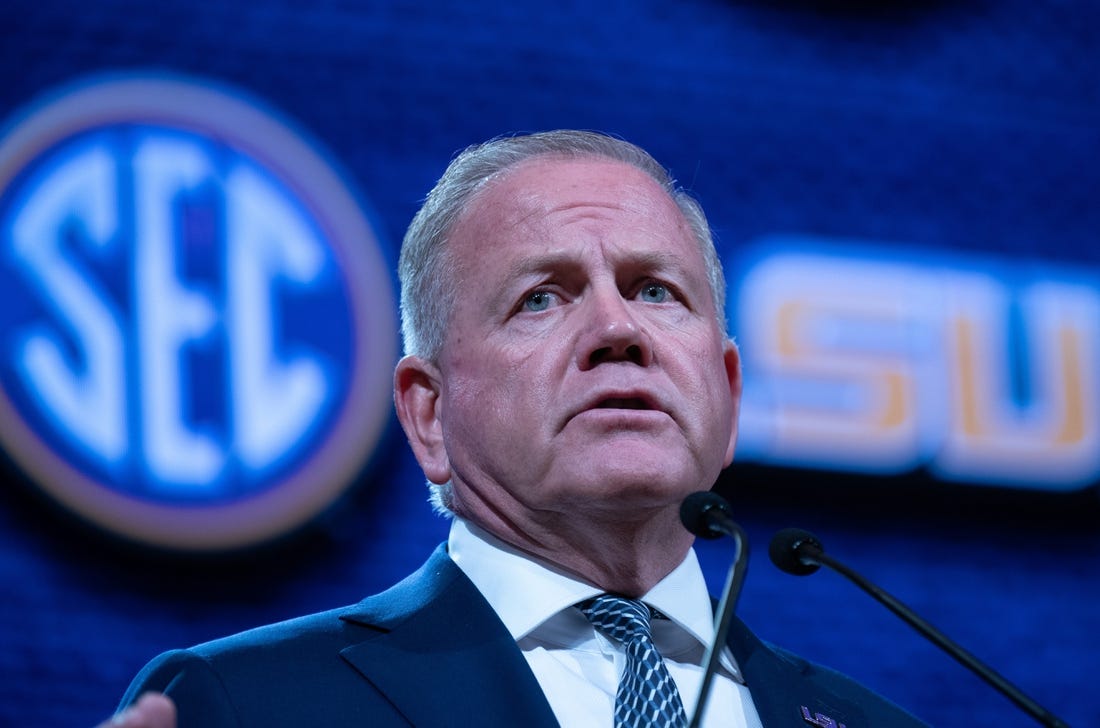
[112,131,928,727]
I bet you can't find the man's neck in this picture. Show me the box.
[455,502,694,597]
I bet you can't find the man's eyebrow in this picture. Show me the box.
[622,250,688,274]
[500,249,689,281]
[499,252,583,281]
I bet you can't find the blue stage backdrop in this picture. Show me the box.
[0,1,1097,726]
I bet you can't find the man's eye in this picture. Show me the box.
[639,283,671,303]
[523,290,555,312]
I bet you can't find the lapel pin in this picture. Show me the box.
[801,706,847,728]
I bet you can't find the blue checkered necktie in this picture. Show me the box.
[580,594,688,728]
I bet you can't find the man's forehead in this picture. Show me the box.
[462,156,686,236]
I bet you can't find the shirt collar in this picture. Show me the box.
[448,517,602,641]
[447,517,727,661]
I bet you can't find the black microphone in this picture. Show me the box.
[680,492,749,728]
[769,528,1069,728]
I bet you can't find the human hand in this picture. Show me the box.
[99,692,176,728]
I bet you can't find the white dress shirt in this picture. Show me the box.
[448,518,763,728]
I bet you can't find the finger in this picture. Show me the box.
[104,692,177,728]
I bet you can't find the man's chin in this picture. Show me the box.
[554,475,695,513]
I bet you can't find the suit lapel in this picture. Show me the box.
[338,546,559,728]
[725,615,871,728]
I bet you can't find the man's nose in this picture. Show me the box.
[576,292,654,369]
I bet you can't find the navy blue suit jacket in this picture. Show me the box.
[120,545,928,727]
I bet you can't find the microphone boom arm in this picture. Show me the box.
[794,539,1069,728]
[688,521,748,728]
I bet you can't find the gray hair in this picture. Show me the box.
[397,130,728,512]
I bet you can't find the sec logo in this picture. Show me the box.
[0,73,398,551]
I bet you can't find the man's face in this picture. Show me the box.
[419,156,739,523]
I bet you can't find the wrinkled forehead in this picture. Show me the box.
[450,155,693,255]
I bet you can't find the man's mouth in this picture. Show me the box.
[595,397,653,410]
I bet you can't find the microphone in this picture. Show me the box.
[769,528,1069,728]
[767,528,823,576]
[679,492,749,728]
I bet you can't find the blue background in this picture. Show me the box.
[1,1,1098,726]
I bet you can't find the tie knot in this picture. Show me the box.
[579,594,654,646]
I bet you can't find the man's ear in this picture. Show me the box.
[393,355,451,484]
[722,339,743,467]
